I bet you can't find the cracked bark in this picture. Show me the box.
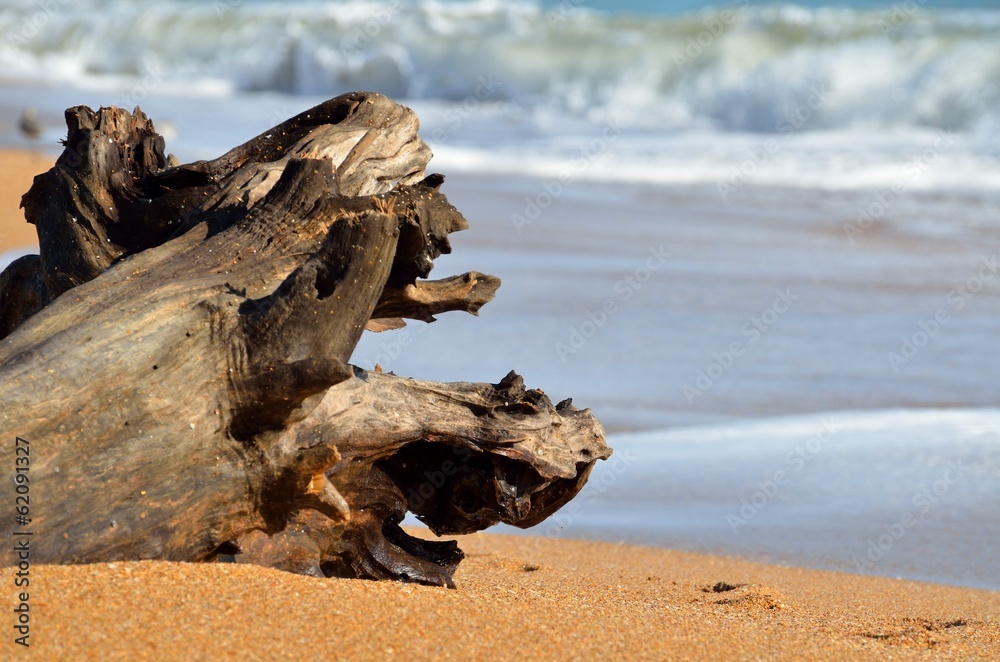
[0,92,610,588]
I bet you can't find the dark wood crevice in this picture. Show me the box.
[0,92,610,588]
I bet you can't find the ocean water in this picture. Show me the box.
[1,0,999,190]
[368,174,1000,590]
[572,408,1000,590]
[0,0,998,589]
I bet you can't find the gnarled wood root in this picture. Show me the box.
[0,92,610,588]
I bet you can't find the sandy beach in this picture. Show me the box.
[4,0,1000,656]
[1,533,998,659]
[0,150,48,251]
[1,148,999,660]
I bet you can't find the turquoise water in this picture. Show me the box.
[552,0,1000,14]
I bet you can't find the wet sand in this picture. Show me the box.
[2,149,998,660]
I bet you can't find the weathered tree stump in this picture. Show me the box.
[0,93,610,588]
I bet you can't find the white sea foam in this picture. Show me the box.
[536,407,1000,590]
[3,2,999,589]
[2,1,998,191]
[2,1,998,131]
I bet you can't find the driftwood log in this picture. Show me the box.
[0,93,610,588]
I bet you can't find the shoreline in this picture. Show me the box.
[1,149,998,658]
[2,532,998,658]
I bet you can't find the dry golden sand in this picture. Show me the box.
[1,149,998,660]
[0,149,49,251]
[2,534,998,660]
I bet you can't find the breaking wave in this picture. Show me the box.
[1,0,998,134]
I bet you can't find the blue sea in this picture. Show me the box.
[2,0,999,188]
[0,0,998,590]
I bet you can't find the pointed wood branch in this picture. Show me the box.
[371,271,501,324]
